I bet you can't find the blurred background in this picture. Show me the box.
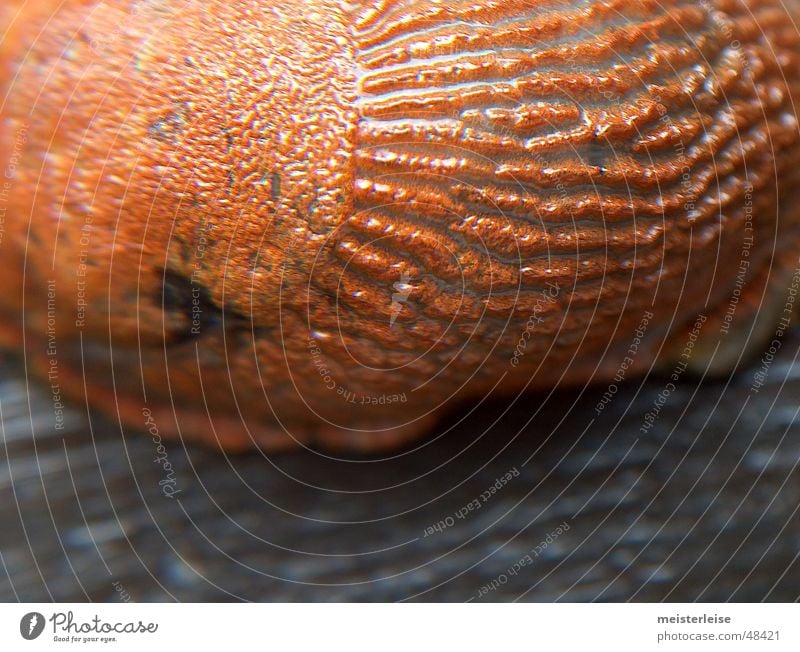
[1,329,798,602]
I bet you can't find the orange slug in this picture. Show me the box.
[1,0,800,451]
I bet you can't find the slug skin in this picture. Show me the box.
[1,0,800,451]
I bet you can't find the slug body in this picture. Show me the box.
[2,0,800,451]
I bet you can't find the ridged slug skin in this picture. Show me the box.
[2,0,800,451]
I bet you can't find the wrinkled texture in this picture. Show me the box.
[2,0,800,451]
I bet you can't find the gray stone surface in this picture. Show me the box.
[0,331,799,602]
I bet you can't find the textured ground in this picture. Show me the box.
[0,329,799,602]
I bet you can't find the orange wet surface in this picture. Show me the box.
[1,0,800,451]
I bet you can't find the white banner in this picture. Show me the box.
[0,603,797,651]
